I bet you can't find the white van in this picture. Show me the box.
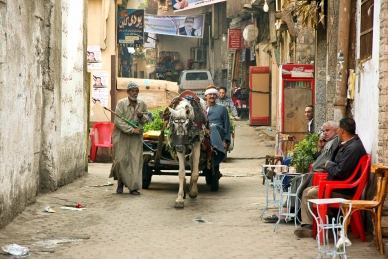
[178,70,214,99]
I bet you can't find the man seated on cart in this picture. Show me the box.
[204,85,231,174]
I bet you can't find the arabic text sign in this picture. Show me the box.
[228,29,241,50]
[144,14,204,38]
[117,9,144,47]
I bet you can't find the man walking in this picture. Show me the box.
[110,81,150,195]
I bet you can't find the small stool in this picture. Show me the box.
[263,155,283,185]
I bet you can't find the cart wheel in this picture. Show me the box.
[142,155,152,189]
[211,157,219,192]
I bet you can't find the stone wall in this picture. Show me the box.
[378,0,388,165]
[0,0,88,229]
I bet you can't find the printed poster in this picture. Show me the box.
[87,46,102,70]
[91,70,109,108]
[172,0,227,12]
[117,9,144,48]
[144,14,204,38]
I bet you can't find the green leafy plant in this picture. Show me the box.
[290,133,319,174]
[226,107,235,134]
[143,108,165,132]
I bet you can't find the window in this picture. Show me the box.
[186,72,208,81]
[360,0,374,60]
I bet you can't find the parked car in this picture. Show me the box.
[178,70,214,99]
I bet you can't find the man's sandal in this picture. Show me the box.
[116,186,124,194]
[130,190,140,195]
[264,214,279,223]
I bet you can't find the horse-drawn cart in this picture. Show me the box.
[142,129,221,191]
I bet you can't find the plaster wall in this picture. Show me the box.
[88,0,117,123]
[354,1,380,162]
[0,0,88,229]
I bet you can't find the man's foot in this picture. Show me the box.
[294,224,313,238]
[116,185,124,194]
[130,190,140,195]
[264,214,279,223]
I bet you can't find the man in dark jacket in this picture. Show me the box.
[179,17,197,36]
[294,117,367,237]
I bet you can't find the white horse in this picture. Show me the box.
[167,97,207,208]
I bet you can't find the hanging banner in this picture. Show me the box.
[144,14,204,38]
[117,8,144,48]
[172,0,227,12]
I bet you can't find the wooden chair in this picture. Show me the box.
[262,155,283,185]
[341,164,388,254]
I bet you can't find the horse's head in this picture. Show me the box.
[168,99,194,153]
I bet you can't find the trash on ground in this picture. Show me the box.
[60,206,87,211]
[193,216,212,224]
[84,182,113,187]
[64,203,84,208]
[2,244,29,256]
[44,206,56,213]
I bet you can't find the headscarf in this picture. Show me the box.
[127,81,139,90]
[204,85,219,96]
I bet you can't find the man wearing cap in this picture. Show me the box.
[110,81,149,195]
[205,85,231,167]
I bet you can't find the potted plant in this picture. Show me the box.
[289,133,319,174]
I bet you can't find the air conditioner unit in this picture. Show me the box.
[191,47,206,62]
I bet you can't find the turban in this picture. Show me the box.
[127,81,139,90]
[205,86,219,96]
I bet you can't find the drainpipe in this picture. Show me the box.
[333,0,351,121]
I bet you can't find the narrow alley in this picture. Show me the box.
[0,121,384,259]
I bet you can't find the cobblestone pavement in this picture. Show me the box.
[0,122,385,259]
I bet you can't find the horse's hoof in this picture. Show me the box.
[175,201,184,208]
[189,192,198,199]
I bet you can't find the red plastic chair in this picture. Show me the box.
[311,154,371,242]
[90,122,114,162]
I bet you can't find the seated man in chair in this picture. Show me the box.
[264,121,340,222]
[294,117,367,237]
[204,85,231,176]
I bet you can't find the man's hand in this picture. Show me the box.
[325,160,330,168]
[317,135,326,151]
[136,111,143,119]
[133,128,143,135]
[222,140,227,149]
[234,116,240,121]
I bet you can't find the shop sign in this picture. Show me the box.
[228,29,241,50]
[117,8,144,48]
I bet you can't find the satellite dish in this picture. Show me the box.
[243,24,259,42]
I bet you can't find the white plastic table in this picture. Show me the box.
[307,198,352,259]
